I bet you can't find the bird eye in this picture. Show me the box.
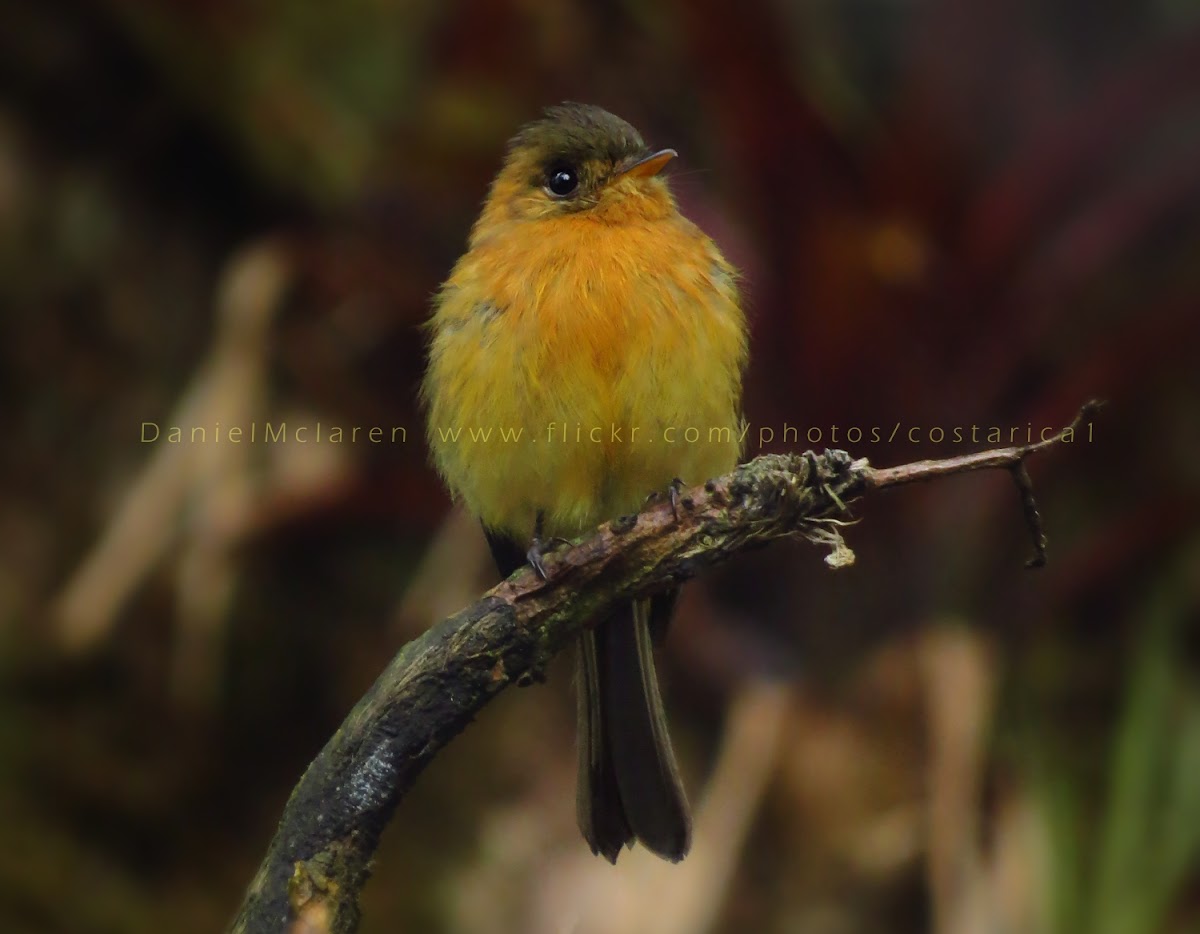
[545,164,579,198]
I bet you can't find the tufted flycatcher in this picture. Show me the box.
[422,104,747,862]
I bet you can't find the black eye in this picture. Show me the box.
[546,164,578,197]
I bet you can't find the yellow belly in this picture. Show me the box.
[423,215,747,542]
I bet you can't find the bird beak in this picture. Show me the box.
[617,148,677,179]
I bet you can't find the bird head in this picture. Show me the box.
[475,103,679,232]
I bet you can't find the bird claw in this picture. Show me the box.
[526,510,553,580]
[668,477,685,520]
[527,538,551,580]
[526,528,572,581]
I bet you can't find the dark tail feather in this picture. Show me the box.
[576,628,633,862]
[485,527,691,862]
[576,595,692,862]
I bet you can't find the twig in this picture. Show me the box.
[229,401,1101,934]
[867,400,1101,566]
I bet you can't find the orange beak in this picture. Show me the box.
[617,148,677,179]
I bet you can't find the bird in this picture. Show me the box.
[421,103,747,863]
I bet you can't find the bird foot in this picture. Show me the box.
[667,477,685,520]
[527,535,572,581]
[643,478,687,519]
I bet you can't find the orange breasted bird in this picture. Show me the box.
[422,104,748,862]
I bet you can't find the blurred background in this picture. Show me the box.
[2,0,1199,931]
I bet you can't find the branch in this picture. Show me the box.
[229,401,1101,933]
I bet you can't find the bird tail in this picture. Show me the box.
[576,595,692,862]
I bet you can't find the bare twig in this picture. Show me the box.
[867,400,1101,567]
[229,402,1101,934]
[865,400,1100,490]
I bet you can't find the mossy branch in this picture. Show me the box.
[229,401,1102,934]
